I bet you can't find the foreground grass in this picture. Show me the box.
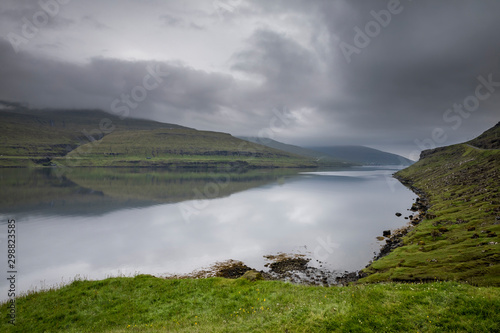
[1,276,499,332]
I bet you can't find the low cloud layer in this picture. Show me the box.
[1,0,499,158]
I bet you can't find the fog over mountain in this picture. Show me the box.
[1,0,499,159]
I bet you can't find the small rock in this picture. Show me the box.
[395,212,402,217]
[240,270,264,281]
[383,230,391,237]
[471,233,479,239]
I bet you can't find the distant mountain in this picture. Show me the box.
[307,145,414,166]
[237,137,354,167]
[237,137,412,166]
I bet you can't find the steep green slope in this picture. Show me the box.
[308,145,414,165]
[60,128,316,168]
[362,122,500,286]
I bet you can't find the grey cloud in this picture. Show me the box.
[159,14,205,30]
[232,29,319,89]
[159,14,185,27]
[308,0,500,144]
[81,15,111,30]
[214,0,500,151]
[0,0,499,157]
[0,0,75,32]
[231,32,319,116]
[0,38,242,128]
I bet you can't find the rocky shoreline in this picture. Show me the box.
[334,174,431,285]
[164,174,431,287]
[374,175,430,261]
[165,254,345,287]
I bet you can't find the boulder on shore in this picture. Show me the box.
[240,270,264,281]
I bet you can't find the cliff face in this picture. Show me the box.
[418,146,448,160]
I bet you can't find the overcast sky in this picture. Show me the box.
[1,0,499,159]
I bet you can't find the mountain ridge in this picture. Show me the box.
[238,137,412,166]
[237,136,354,167]
[0,107,316,168]
[308,145,414,166]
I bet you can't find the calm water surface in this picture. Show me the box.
[0,166,415,297]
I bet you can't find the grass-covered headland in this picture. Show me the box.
[1,275,499,332]
[363,122,500,286]
[0,108,320,169]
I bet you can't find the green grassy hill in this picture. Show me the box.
[0,108,185,167]
[59,128,315,168]
[0,108,315,168]
[362,122,500,286]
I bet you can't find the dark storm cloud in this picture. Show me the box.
[0,0,499,157]
[0,38,241,128]
[317,0,500,137]
[231,29,323,105]
[239,0,500,150]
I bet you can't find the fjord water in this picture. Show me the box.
[0,167,414,297]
